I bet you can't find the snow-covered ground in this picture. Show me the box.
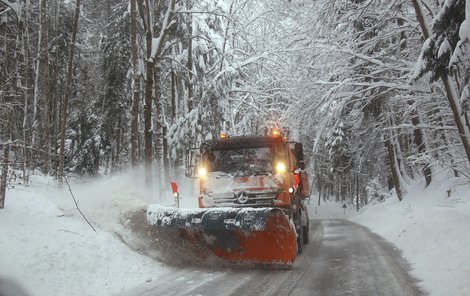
[306,197,357,219]
[0,169,189,296]
[1,169,469,295]
[350,172,470,296]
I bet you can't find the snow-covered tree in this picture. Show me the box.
[413,0,470,168]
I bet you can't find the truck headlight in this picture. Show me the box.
[276,162,286,173]
[198,167,207,178]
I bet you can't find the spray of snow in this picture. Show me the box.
[0,171,175,296]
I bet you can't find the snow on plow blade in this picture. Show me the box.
[147,206,297,268]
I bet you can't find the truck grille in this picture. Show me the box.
[209,190,280,207]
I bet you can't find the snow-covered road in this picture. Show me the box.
[118,219,423,296]
[4,172,467,295]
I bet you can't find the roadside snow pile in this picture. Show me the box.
[351,173,470,296]
[0,172,171,296]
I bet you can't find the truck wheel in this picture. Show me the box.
[303,224,309,244]
[297,224,304,253]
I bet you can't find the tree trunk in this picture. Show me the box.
[154,64,164,192]
[43,77,52,174]
[0,113,12,209]
[130,0,140,169]
[141,0,154,188]
[114,123,121,173]
[356,173,360,212]
[170,69,177,120]
[176,0,193,169]
[410,0,431,39]
[363,185,368,205]
[336,178,340,202]
[32,0,48,172]
[441,75,470,164]
[317,173,322,206]
[385,137,404,201]
[169,67,178,170]
[53,0,62,175]
[42,13,52,175]
[163,124,170,179]
[391,120,410,184]
[18,3,31,184]
[465,111,470,136]
[219,1,233,72]
[58,0,81,183]
[143,0,176,188]
[0,143,9,209]
[185,0,194,113]
[144,60,154,187]
[411,109,432,186]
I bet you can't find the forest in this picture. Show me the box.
[1,0,470,209]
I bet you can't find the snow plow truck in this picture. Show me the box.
[147,130,310,268]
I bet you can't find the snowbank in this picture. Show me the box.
[0,171,173,296]
[351,173,470,296]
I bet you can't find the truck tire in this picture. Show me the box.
[293,208,304,253]
[297,225,304,253]
[303,224,309,244]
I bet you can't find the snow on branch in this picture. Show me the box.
[449,2,470,71]
[149,0,176,63]
[0,0,19,19]
[0,6,11,17]
[383,124,458,132]
[312,80,413,91]
[177,9,233,21]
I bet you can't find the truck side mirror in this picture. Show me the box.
[294,143,305,170]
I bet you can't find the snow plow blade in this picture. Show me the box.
[147,207,297,268]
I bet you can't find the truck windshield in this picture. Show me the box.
[204,147,273,176]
